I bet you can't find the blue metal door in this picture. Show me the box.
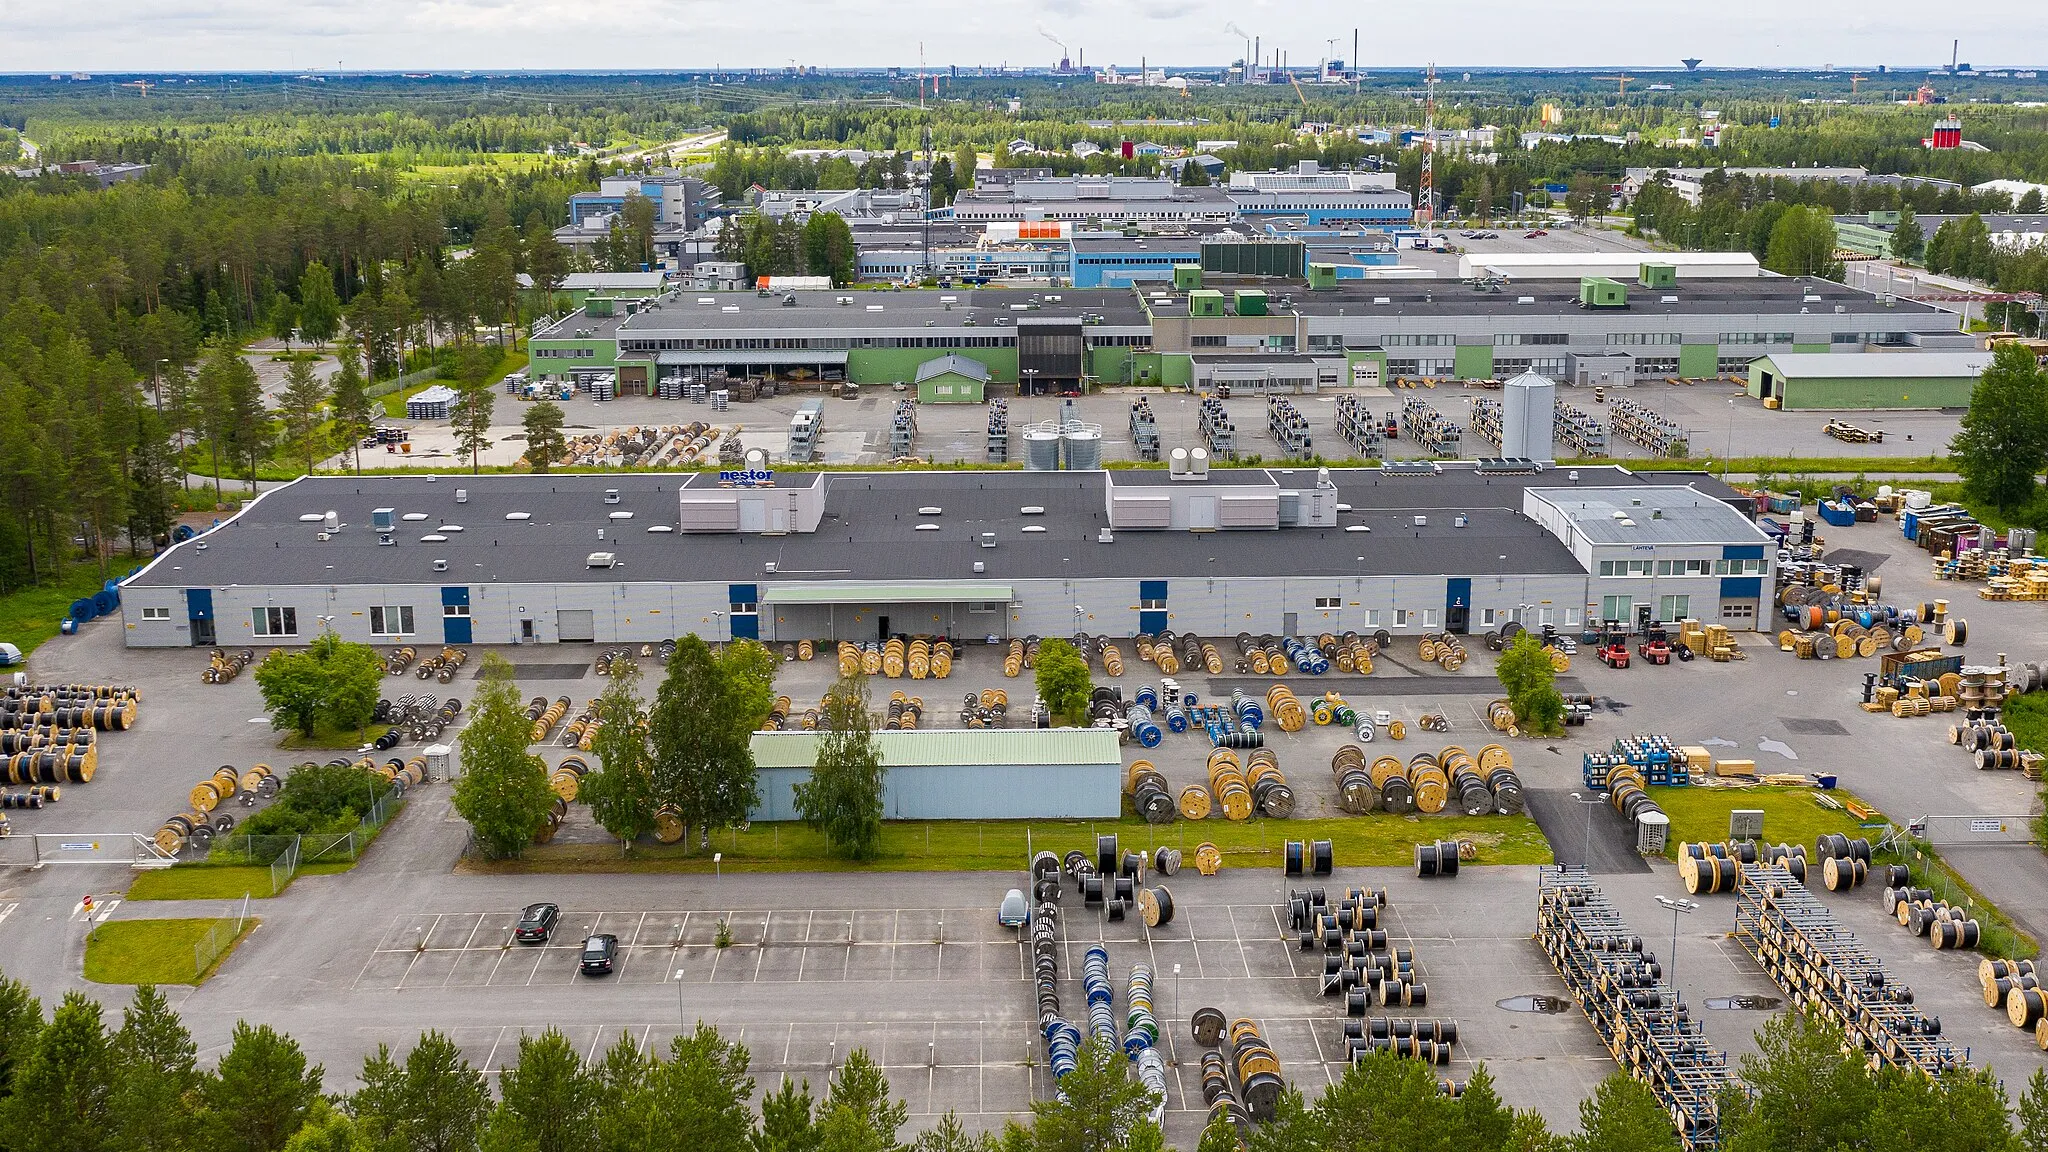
[729,614,759,639]
[728,584,759,640]
[1445,578,1471,634]
[1138,611,1168,634]
[441,587,472,645]
[1138,581,1167,635]
[185,588,214,646]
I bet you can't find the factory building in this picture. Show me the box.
[525,275,1964,393]
[116,465,1773,652]
[1746,351,1992,410]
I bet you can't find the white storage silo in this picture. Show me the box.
[1501,372,1556,461]
[1023,423,1064,471]
[1064,423,1104,471]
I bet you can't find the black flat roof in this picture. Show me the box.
[127,467,1736,591]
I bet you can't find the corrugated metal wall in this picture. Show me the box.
[753,763,1120,820]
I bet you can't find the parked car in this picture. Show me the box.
[514,902,559,943]
[997,889,1030,928]
[579,934,618,975]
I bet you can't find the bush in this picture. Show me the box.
[236,763,390,839]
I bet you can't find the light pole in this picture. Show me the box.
[1023,368,1040,397]
[1655,896,1699,992]
[673,968,686,1030]
[1723,397,1735,478]
[1171,963,1182,1061]
[1567,791,1608,869]
[711,610,724,643]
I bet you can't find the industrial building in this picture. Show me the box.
[749,730,1121,819]
[116,464,1773,653]
[1746,351,1992,409]
[526,274,1966,393]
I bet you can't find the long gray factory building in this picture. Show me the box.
[118,465,1773,649]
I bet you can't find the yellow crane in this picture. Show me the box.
[1594,74,1636,99]
[1289,72,1309,108]
[1850,73,1867,96]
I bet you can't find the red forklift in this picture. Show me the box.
[1595,622,1631,669]
[1636,622,1673,665]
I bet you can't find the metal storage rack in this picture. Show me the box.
[787,399,823,463]
[1609,398,1690,457]
[1199,397,1237,459]
[1400,397,1463,458]
[1468,399,1505,451]
[1334,396,1383,458]
[1554,399,1607,455]
[1733,864,1964,1075]
[1266,398,1313,458]
[1128,399,1161,462]
[1537,867,1728,1151]
[889,399,917,457]
[986,399,1009,463]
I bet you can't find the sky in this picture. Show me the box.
[0,0,2044,73]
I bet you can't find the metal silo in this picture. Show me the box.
[1501,372,1556,460]
[1064,422,1104,471]
[1024,423,1064,471]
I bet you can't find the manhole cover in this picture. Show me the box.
[1496,994,1573,1013]
[1705,995,1784,1011]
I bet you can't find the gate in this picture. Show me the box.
[1908,814,2039,847]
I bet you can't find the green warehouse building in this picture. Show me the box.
[1747,351,1990,410]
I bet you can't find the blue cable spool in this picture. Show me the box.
[171,524,196,542]
[1135,684,1159,711]
[1132,717,1162,748]
[91,589,118,616]
[1165,707,1188,733]
[1183,691,1199,707]
[69,598,97,623]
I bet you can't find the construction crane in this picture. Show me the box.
[1419,63,1437,231]
[1850,73,1867,96]
[1594,74,1637,99]
[1290,72,1309,108]
[119,79,153,98]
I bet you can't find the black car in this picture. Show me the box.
[514,903,559,943]
[579,934,618,976]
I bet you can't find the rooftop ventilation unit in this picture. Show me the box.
[432,559,448,571]
[1379,461,1442,476]
[586,551,617,568]
[604,489,621,504]
[421,534,448,543]
[647,525,674,533]
[1475,457,1543,474]
[455,489,468,503]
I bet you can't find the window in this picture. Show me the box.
[1657,595,1691,621]
[1719,331,1794,345]
[1719,355,1759,374]
[1306,334,1345,351]
[252,606,298,637]
[1633,356,1681,376]
[1713,558,1768,575]
[1480,607,1497,626]
[1600,595,1631,622]
[1654,559,1714,576]
[443,604,470,619]
[730,600,758,614]
[967,601,1001,613]
[1599,560,1655,577]
[1563,607,1581,627]
[1139,598,1168,610]
[1494,332,1568,346]
[1383,333,1455,347]
[1721,602,1756,621]
[1606,332,1681,346]
[141,606,170,621]
[1364,609,1382,627]
[1314,597,1342,610]
[1421,609,1439,628]
[369,605,415,636]
[1393,609,1409,627]
[1190,335,1227,347]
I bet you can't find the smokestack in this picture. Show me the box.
[1255,37,1260,80]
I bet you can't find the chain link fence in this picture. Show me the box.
[193,911,248,980]
[198,794,406,894]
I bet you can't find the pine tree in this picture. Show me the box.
[351,1031,490,1152]
[109,985,200,1152]
[815,1049,906,1152]
[328,340,373,475]
[200,1022,323,1152]
[0,991,113,1152]
[278,357,330,475]
[452,655,555,858]
[450,346,497,474]
[298,263,342,348]
[753,1075,820,1152]
[485,1029,598,1152]
[2018,1067,2048,1152]
[1011,1036,1156,1152]
[1566,1073,1679,1152]
[522,400,567,474]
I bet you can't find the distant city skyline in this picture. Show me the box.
[1,0,2044,74]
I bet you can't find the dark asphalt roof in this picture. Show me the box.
[1286,276,1943,320]
[618,287,1151,334]
[127,466,1733,591]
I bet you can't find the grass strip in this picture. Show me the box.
[84,917,258,985]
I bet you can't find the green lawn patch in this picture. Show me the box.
[0,563,124,659]
[1651,785,1876,857]
[468,813,1554,875]
[84,917,257,985]
[126,865,284,901]
[277,721,390,751]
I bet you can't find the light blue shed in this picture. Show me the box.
[748,729,1122,820]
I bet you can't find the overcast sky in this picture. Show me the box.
[1,0,2043,73]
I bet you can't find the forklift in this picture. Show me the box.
[1595,621,1632,669]
[1636,621,1673,666]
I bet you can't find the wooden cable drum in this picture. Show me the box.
[1407,752,1450,814]
[653,805,684,844]
[1206,748,1253,821]
[1945,617,1969,645]
[1137,886,1175,927]
[1193,841,1223,875]
[1370,755,1415,814]
[532,797,568,844]
[1486,699,1516,732]
[1821,853,1868,891]
[1332,747,1379,814]
[1246,749,1294,818]
[1477,743,1512,772]
[2010,987,2047,1029]
[1127,762,1175,824]
[1932,916,1981,951]
[550,755,590,801]
[930,642,953,678]
[1265,685,1306,732]
[1178,784,1214,821]
[1678,845,1734,895]
[1549,648,1571,672]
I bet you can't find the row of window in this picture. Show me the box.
[1494,357,1569,376]
[1720,331,1796,345]
[155,604,465,639]
[1383,333,1455,347]
[1600,594,1693,620]
[1493,332,1569,346]
[1598,558,1766,577]
[1831,331,1915,346]
[533,347,599,359]
[1385,358,1456,376]
[1607,332,1681,346]
[1633,357,1681,376]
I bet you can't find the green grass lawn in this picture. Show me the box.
[473,813,1554,875]
[84,917,257,985]
[1651,785,1877,858]
[126,866,283,901]
[0,563,122,659]
[278,720,391,751]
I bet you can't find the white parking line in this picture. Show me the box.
[95,899,120,922]
[0,903,16,929]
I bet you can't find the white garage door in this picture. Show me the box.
[556,609,595,642]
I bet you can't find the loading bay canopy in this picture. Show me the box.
[760,582,1014,605]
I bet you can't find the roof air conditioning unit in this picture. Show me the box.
[973,561,986,573]
[604,489,622,504]
[586,551,617,569]
[764,561,778,574]
[432,559,448,572]
[455,489,468,503]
